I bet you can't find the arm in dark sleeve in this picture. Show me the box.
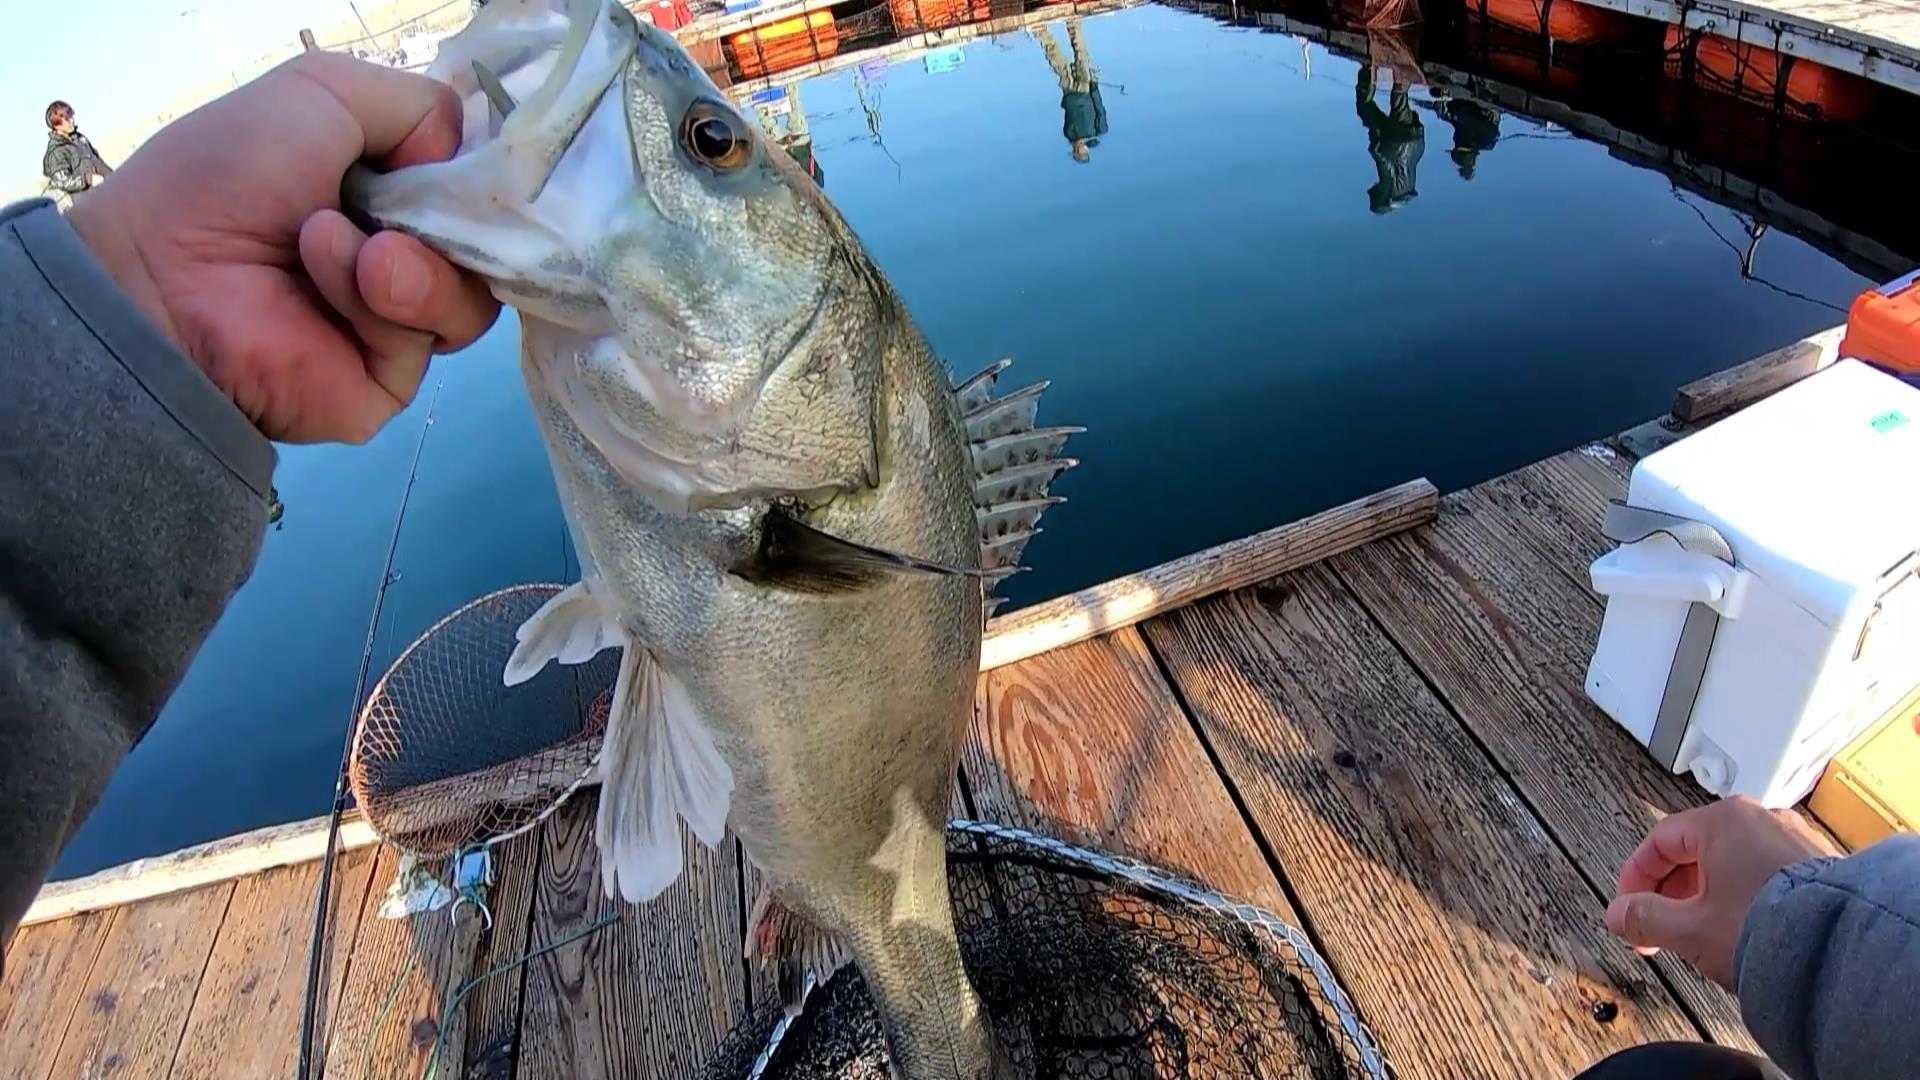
[41,143,89,194]
[0,199,275,948]
[1735,834,1920,1080]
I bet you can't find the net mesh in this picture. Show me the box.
[349,584,617,858]
[699,822,1394,1080]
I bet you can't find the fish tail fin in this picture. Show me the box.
[593,645,734,903]
[746,886,852,1016]
[956,357,1081,615]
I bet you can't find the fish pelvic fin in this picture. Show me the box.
[591,642,734,904]
[956,357,1080,615]
[746,887,852,1017]
[503,580,622,686]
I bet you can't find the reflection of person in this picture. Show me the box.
[0,50,498,948]
[41,101,114,203]
[1572,797,1918,1080]
[1355,65,1422,212]
[1420,93,1500,180]
[1032,19,1106,163]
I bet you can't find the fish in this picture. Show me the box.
[341,2,1077,1077]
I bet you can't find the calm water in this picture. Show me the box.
[53,3,1876,877]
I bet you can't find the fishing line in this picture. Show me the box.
[1670,187,1849,313]
[295,373,448,1080]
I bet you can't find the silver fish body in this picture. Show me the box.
[341,2,1076,1077]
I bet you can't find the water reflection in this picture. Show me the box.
[1355,64,1425,212]
[1419,92,1501,180]
[1032,18,1110,163]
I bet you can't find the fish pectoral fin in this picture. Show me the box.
[595,646,735,904]
[747,888,852,1017]
[733,511,985,593]
[503,581,622,686]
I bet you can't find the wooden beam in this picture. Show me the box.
[981,478,1439,671]
[1671,326,1845,422]
[20,814,378,928]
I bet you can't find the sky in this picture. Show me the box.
[2,0,377,197]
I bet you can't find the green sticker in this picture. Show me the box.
[1869,409,1910,433]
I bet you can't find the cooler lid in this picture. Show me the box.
[1630,360,1920,627]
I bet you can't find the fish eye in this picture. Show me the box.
[681,103,752,171]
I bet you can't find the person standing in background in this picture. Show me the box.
[42,101,114,208]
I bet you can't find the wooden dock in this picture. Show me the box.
[1,331,1858,1080]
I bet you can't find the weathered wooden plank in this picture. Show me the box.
[1144,572,1703,1080]
[23,813,379,928]
[1462,448,1631,600]
[1672,329,1843,422]
[0,910,113,1080]
[967,628,1300,918]
[965,628,1369,1078]
[1331,500,1757,1048]
[170,849,376,1080]
[321,847,481,1080]
[48,884,233,1080]
[456,831,543,1080]
[983,479,1438,671]
[516,794,745,1080]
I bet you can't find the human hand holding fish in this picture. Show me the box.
[64,50,501,444]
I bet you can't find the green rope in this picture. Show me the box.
[361,951,420,1080]
[418,911,624,1080]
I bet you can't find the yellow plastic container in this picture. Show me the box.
[1809,682,1920,850]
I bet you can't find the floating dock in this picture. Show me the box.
[0,323,1863,1080]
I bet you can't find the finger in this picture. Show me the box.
[299,210,434,430]
[1606,891,1693,955]
[357,231,500,352]
[287,50,464,167]
[1615,808,1710,896]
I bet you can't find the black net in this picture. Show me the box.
[350,584,617,858]
[699,822,1393,1080]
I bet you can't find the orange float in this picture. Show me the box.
[1665,26,1879,121]
[889,0,991,32]
[727,11,839,79]
[1472,0,1638,44]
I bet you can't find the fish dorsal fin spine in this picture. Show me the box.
[504,581,734,904]
[954,357,1080,613]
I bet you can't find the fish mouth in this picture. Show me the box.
[341,0,639,255]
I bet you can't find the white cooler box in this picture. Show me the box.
[1587,360,1920,807]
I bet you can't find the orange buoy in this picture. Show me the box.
[1473,0,1638,44]
[1665,26,1879,121]
[728,11,839,79]
[889,0,991,32]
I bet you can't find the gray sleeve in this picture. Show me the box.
[1735,834,1920,1080]
[0,199,275,948]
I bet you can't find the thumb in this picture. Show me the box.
[1606,891,1694,955]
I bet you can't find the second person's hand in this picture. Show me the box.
[1605,797,1836,988]
[65,50,500,445]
